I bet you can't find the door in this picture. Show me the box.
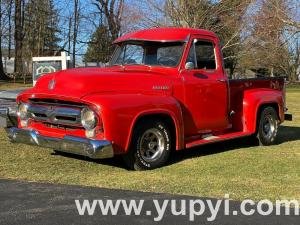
[181,36,229,134]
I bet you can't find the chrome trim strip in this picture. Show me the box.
[29,99,85,108]
[0,107,8,115]
[6,127,114,159]
[0,108,8,128]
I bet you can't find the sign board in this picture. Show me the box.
[2,57,15,74]
[32,52,70,85]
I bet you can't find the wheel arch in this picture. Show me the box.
[243,89,284,133]
[125,110,184,152]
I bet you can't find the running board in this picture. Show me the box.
[185,131,252,149]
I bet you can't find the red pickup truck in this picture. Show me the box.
[2,28,292,170]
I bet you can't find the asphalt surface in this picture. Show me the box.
[0,89,25,100]
[0,179,299,225]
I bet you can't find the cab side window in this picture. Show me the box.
[187,40,216,70]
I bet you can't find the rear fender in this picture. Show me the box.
[243,89,284,133]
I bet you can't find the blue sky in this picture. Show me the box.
[54,0,100,58]
[52,0,165,63]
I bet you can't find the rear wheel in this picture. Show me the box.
[123,120,172,170]
[256,106,279,146]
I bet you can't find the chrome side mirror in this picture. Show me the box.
[185,62,195,70]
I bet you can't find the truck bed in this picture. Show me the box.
[229,77,285,131]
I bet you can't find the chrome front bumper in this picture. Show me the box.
[5,127,114,159]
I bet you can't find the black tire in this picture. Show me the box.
[123,120,172,170]
[256,106,279,146]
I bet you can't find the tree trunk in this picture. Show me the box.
[68,17,71,54]
[72,0,79,68]
[270,67,274,77]
[0,0,10,80]
[14,0,24,75]
[8,0,13,59]
[68,17,72,68]
[94,0,123,41]
[0,40,9,80]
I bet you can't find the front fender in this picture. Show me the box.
[82,94,184,154]
[243,89,284,133]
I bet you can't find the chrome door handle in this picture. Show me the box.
[194,73,208,79]
[217,78,226,82]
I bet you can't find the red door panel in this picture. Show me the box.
[181,36,229,135]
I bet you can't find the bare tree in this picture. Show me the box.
[239,0,299,80]
[163,0,252,77]
[119,2,145,34]
[93,0,124,40]
[271,0,300,33]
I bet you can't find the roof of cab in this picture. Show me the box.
[113,27,217,44]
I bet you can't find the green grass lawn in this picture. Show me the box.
[0,88,299,202]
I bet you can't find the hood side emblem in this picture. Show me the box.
[152,85,170,90]
[48,79,56,90]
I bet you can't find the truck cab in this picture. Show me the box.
[1,28,292,170]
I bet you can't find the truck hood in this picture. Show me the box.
[29,67,175,99]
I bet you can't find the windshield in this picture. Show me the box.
[109,41,184,67]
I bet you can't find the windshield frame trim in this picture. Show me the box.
[109,41,187,68]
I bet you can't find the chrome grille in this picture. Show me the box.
[27,99,84,127]
[29,98,84,107]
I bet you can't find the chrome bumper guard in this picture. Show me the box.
[0,103,17,128]
[6,127,114,159]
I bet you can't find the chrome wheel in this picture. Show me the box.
[262,114,276,139]
[139,128,165,163]
[256,106,278,146]
[123,120,172,170]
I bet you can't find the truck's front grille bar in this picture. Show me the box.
[29,98,85,108]
[27,103,83,127]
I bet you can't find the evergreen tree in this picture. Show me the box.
[0,0,9,80]
[23,0,60,59]
[84,25,113,63]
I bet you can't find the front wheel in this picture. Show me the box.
[123,120,172,170]
[256,106,279,146]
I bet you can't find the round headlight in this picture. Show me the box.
[81,108,97,130]
[17,103,29,120]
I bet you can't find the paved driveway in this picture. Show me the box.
[0,179,299,225]
[0,89,25,100]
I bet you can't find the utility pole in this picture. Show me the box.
[72,0,79,68]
